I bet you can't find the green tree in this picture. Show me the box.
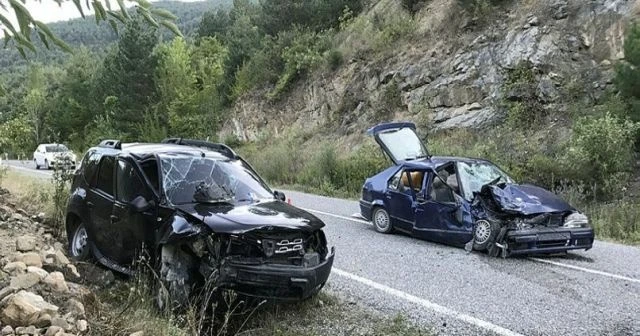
[197,8,232,40]
[155,36,227,138]
[0,116,34,157]
[48,48,99,149]
[97,17,159,139]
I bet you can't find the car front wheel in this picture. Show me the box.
[372,207,393,234]
[472,219,500,252]
[69,221,91,261]
[34,159,40,170]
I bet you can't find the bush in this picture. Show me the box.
[326,49,344,70]
[565,113,638,198]
[402,0,428,15]
[267,29,330,100]
[502,62,544,128]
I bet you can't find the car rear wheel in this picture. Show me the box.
[44,159,50,170]
[472,219,500,252]
[372,207,393,234]
[69,221,91,261]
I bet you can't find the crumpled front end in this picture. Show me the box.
[191,228,334,300]
[471,184,594,257]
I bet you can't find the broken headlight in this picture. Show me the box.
[563,212,589,228]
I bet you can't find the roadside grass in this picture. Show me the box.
[82,267,432,336]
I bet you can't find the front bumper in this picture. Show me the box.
[506,227,594,255]
[217,247,335,300]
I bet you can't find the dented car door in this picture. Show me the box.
[413,173,474,245]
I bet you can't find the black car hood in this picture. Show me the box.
[486,184,575,216]
[174,200,325,234]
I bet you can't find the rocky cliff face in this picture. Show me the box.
[223,0,639,142]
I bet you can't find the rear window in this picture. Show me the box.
[95,156,115,196]
[45,145,69,152]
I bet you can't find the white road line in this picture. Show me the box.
[528,257,640,284]
[306,207,640,285]
[332,268,526,336]
[301,207,372,225]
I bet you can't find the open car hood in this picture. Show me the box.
[367,122,430,165]
[486,183,575,215]
[175,200,325,234]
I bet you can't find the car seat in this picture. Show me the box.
[401,171,424,191]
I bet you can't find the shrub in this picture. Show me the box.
[565,113,638,199]
[615,23,640,121]
[502,62,544,128]
[326,49,344,71]
[267,29,330,101]
[402,0,428,16]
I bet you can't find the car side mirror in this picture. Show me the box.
[131,195,154,213]
[274,190,286,202]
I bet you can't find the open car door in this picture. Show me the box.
[367,122,430,165]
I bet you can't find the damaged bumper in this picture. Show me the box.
[506,227,594,255]
[217,247,335,300]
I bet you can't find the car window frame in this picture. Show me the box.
[93,155,116,198]
[427,171,457,205]
[115,157,154,204]
[82,150,102,186]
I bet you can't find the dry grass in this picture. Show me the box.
[1,169,56,215]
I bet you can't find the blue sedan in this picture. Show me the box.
[359,122,594,257]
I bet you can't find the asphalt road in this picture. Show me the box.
[3,159,640,336]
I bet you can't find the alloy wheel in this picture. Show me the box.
[474,220,492,245]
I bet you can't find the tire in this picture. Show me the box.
[34,159,40,170]
[472,219,500,252]
[68,221,91,261]
[44,159,49,170]
[372,207,393,234]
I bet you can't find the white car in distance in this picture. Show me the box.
[33,144,77,170]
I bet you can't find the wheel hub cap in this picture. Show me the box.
[375,210,389,229]
[474,220,492,244]
[72,226,88,256]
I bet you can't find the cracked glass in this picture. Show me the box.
[457,161,514,201]
[159,153,274,205]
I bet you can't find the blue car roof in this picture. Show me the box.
[397,156,491,170]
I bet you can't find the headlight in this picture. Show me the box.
[564,212,589,228]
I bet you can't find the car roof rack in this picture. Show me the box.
[161,138,238,159]
[98,139,122,149]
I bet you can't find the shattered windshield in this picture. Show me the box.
[45,145,69,153]
[377,127,428,162]
[159,154,274,205]
[457,161,514,201]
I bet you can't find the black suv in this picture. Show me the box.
[65,139,334,305]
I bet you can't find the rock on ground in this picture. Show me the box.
[0,290,59,327]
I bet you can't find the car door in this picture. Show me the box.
[85,155,118,259]
[112,158,157,265]
[385,169,417,232]
[413,172,473,246]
